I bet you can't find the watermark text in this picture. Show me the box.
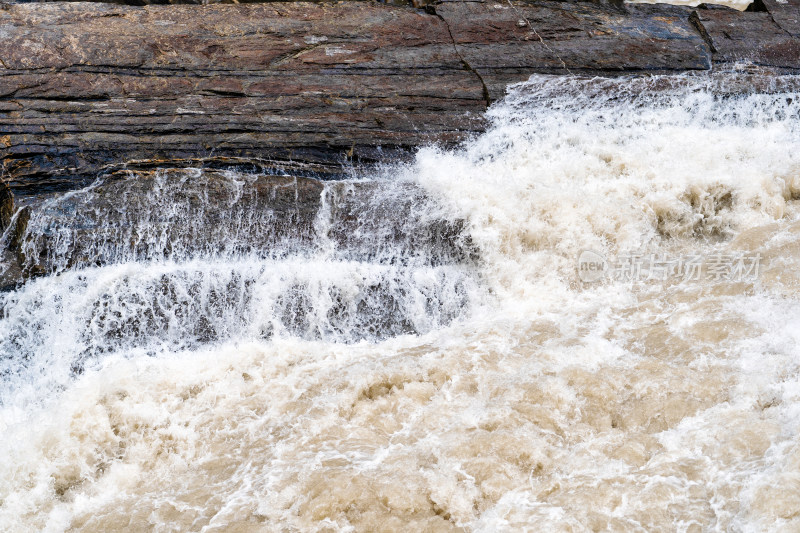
[577,250,762,283]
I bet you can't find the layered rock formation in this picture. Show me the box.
[0,2,486,194]
[0,0,796,196]
[435,1,712,100]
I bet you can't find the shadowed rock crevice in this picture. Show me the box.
[746,0,769,12]
[0,181,12,233]
[690,10,719,54]
[430,6,492,106]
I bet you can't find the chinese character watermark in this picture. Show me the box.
[577,250,762,283]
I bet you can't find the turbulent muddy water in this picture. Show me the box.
[3,71,800,531]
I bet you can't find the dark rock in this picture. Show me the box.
[0,180,12,233]
[10,170,325,277]
[0,204,28,291]
[2,168,476,285]
[697,3,741,10]
[434,1,712,101]
[323,180,478,265]
[761,0,800,37]
[692,8,800,68]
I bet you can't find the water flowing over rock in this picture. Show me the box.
[1,2,800,529]
[0,168,478,292]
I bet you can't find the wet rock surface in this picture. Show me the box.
[0,169,477,288]
[323,180,477,266]
[435,1,712,101]
[4,170,325,279]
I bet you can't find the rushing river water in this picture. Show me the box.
[2,71,800,532]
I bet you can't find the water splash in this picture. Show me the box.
[0,170,483,409]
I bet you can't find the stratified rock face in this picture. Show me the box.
[436,1,712,101]
[0,0,710,194]
[0,2,486,193]
[13,0,415,4]
[0,0,797,194]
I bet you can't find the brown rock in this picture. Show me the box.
[435,1,712,101]
[761,0,800,37]
[0,2,486,193]
[0,1,797,195]
[692,7,800,69]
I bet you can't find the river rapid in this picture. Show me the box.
[2,71,800,531]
